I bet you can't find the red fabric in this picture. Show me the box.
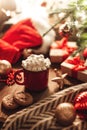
[0,39,20,64]
[0,18,42,64]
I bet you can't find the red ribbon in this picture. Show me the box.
[51,37,77,54]
[66,56,87,78]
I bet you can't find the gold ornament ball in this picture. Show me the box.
[0,60,12,75]
[55,102,76,126]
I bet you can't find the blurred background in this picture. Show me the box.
[0,0,87,46]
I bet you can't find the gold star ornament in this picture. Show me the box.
[51,69,67,90]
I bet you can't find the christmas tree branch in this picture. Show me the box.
[42,9,74,37]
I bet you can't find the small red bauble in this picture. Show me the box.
[83,48,87,58]
[74,91,87,119]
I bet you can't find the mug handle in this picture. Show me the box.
[14,69,24,85]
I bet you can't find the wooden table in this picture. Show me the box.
[0,63,83,128]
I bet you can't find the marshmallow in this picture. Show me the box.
[22,54,51,71]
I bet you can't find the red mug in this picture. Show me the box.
[14,68,49,91]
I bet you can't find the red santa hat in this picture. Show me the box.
[0,6,55,64]
[0,18,42,64]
